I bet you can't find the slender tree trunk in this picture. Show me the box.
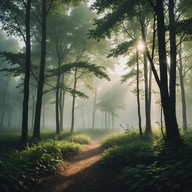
[138,4,151,135]
[42,102,45,129]
[92,90,97,129]
[0,81,7,129]
[21,0,31,146]
[144,54,152,134]
[59,73,65,132]
[32,94,35,129]
[81,108,85,128]
[178,44,188,131]
[111,111,115,130]
[104,108,108,129]
[56,58,61,134]
[136,50,142,137]
[0,109,5,129]
[33,0,47,140]
[8,111,11,129]
[71,67,78,132]
[60,88,65,131]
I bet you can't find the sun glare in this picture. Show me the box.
[136,41,145,51]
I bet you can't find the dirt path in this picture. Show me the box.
[37,140,119,192]
[52,140,103,192]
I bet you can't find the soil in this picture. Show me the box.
[35,139,121,192]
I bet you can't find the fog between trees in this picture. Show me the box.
[0,0,192,143]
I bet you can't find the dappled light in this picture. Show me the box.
[1,0,192,191]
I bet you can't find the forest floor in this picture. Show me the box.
[34,139,121,192]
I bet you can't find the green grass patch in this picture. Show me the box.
[101,132,140,149]
[66,134,91,144]
[77,128,117,139]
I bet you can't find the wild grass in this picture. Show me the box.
[77,128,119,139]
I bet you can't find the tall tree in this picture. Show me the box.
[21,0,32,146]
[33,0,47,140]
[154,0,181,143]
[0,0,32,146]
[33,0,87,140]
[90,0,183,144]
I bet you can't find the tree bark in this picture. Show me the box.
[55,58,61,134]
[21,0,31,146]
[33,0,47,140]
[144,53,152,134]
[138,4,152,135]
[178,44,188,131]
[156,0,181,144]
[71,67,78,132]
[92,90,97,129]
[136,50,142,137]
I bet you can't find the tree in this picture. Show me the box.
[0,0,32,146]
[97,83,126,130]
[90,0,184,144]
[33,0,86,140]
[21,0,31,146]
[45,4,111,133]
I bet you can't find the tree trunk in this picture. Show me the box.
[33,0,47,140]
[136,50,142,137]
[92,90,97,129]
[60,87,65,131]
[111,111,115,130]
[21,0,31,146]
[32,94,35,129]
[55,57,61,134]
[156,0,181,144]
[178,44,188,131]
[104,108,108,129]
[144,54,152,134]
[71,67,78,132]
[0,80,8,129]
[138,4,151,135]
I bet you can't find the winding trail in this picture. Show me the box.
[37,140,119,192]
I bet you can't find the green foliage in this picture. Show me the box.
[77,128,113,139]
[89,0,139,40]
[0,139,81,192]
[66,134,91,144]
[101,132,140,149]
[107,40,136,58]
[48,61,110,81]
[119,160,192,192]
[101,131,192,192]
[101,141,155,168]
[0,52,25,76]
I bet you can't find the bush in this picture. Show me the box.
[101,132,140,149]
[101,140,156,168]
[119,160,192,192]
[66,134,91,144]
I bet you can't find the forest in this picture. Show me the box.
[1,0,192,191]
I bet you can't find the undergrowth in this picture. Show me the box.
[0,132,84,192]
[101,131,192,192]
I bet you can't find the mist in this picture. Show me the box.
[0,1,191,136]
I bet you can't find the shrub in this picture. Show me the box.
[119,160,192,192]
[101,140,156,168]
[101,132,140,149]
[0,140,81,192]
[66,134,91,144]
